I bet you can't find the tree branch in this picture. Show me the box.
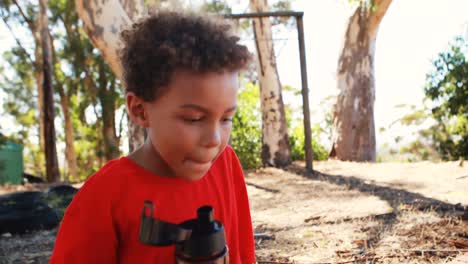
[11,0,35,32]
[75,0,134,80]
[118,0,146,21]
[0,16,34,64]
[49,28,66,99]
[368,0,392,34]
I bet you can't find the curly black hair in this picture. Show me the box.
[119,11,252,102]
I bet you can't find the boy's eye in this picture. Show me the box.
[184,117,203,123]
[181,116,233,123]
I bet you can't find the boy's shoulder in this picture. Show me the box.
[81,158,129,190]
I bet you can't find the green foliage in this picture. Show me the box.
[425,36,467,118]
[231,81,329,169]
[288,123,328,161]
[388,104,443,162]
[393,35,466,161]
[284,85,329,162]
[0,0,123,180]
[201,0,232,14]
[231,82,262,169]
[286,98,328,162]
[398,109,427,126]
[0,42,44,175]
[399,141,435,161]
[270,0,294,27]
[423,35,467,160]
[347,0,377,11]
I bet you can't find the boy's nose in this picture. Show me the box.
[202,126,221,148]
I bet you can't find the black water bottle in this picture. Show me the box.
[175,206,229,264]
[139,202,229,264]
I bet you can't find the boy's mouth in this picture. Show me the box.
[184,159,212,172]
[187,157,213,164]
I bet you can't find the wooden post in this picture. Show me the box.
[226,11,314,172]
[296,14,313,172]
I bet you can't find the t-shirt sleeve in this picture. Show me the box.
[50,173,118,264]
[229,147,256,264]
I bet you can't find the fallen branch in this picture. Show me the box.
[246,182,280,193]
[256,261,295,264]
[254,233,274,240]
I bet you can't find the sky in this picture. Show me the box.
[227,0,468,150]
[0,0,467,154]
[258,0,467,149]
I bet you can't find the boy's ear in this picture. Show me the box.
[126,92,150,128]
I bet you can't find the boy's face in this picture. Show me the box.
[131,70,238,181]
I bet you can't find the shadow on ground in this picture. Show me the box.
[286,163,467,250]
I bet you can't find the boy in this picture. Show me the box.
[50,10,255,264]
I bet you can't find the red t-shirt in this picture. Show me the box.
[50,146,255,263]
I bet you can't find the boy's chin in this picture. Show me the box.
[179,174,205,182]
[178,171,207,182]
[176,160,213,181]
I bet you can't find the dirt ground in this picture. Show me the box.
[1,160,467,264]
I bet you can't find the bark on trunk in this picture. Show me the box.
[249,0,291,167]
[97,61,120,161]
[33,35,45,154]
[48,26,79,182]
[59,95,79,181]
[14,1,46,176]
[330,0,392,162]
[39,0,60,182]
[119,0,146,21]
[75,0,146,152]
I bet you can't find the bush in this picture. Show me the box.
[289,123,328,161]
[231,82,262,169]
[423,35,467,160]
[232,82,329,168]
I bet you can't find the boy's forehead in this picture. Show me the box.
[167,70,238,89]
[171,69,238,80]
[158,70,238,106]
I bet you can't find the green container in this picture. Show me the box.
[0,142,24,185]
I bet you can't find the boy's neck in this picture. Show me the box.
[127,140,176,178]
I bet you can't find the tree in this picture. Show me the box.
[50,0,122,177]
[249,0,291,167]
[1,0,125,180]
[39,0,60,182]
[0,44,45,176]
[385,34,466,161]
[424,35,467,160]
[330,0,392,161]
[74,0,146,152]
[1,0,46,170]
[49,0,80,180]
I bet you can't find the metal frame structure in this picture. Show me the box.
[225,11,313,172]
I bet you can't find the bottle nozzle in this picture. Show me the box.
[197,206,214,223]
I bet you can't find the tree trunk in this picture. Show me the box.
[33,36,45,156]
[97,60,120,161]
[75,0,146,153]
[330,0,392,162]
[48,24,79,182]
[39,0,60,182]
[33,31,46,178]
[59,94,79,181]
[119,0,146,21]
[11,1,46,176]
[249,0,291,167]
